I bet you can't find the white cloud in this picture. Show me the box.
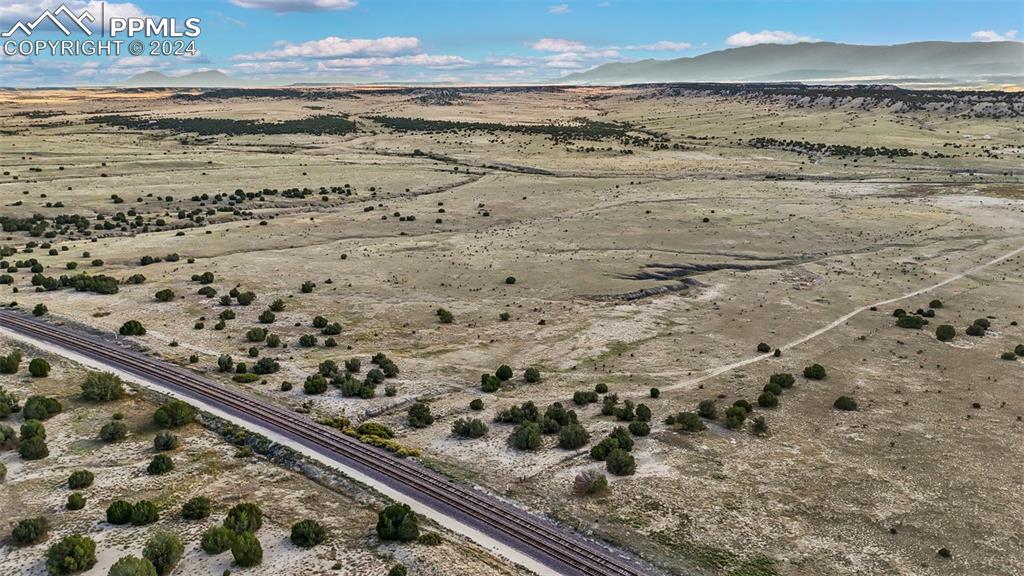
[232,60,311,75]
[211,10,247,28]
[531,38,587,52]
[726,30,820,47]
[229,0,356,12]
[234,36,420,61]
[971,29,1018,42]
[547,4,571,14]
[315,54,472,70]
[625,40,691,51]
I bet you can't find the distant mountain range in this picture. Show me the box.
[117,42,1024,89]
[563,41,1024,85]
[120,70,251,88]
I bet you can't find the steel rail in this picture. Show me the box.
[0,310,654,576]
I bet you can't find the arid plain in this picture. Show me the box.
[1,84,1022,576]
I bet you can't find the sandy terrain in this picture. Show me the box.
[1,85,1022,576]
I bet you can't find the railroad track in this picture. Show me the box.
[0,310,655,576]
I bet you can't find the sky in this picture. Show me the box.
[0,0,1021,86]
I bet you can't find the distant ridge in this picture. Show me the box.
[120,70,249,88]
[563,41,1024,85]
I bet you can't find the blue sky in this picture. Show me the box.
[1,0,1021,86]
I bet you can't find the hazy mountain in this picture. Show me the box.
[120,70,250,88]
[563,41,1024,84]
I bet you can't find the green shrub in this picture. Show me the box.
[594,382,608,394]
[0,385,19,418]
[676,412,706,432]
[106,500,133,524]
[119,320,146,336]
[605,448,636,476]
[697,399,717,419]
[231,532,263,567]
[147,454,173,475]
[388,565,408,576]
[589,437,618,461]
[495,364,513,381]
[376,503,419,542]
[973,318,991,329]
[757,391,779,408]
[965,323,985,337]
[436,308,454,324]
[12,516,49,545]
[182,496,211,520]
[0,461,5,481]
[224,502,263,534]
[245,327,267,342]
[524,367,541,383]
[769,373,795,389]
[200,526,235,554]
[18,435,48,460]
[108,556,157,576]
[153,431,179,451]
[756,342,771,353]
[407,402,434,428]
[481,373,500,392]
[153,400,195,428]
[649,387,660,398]
[452,418,488,438]
[66,493,86,511]
[28,358,50,377]
[628,421,650,436]
[896,315,926,329]
[469,398,484,411]
[23,395,62,420]
[81,372,124,401]
[67,470,94,489]
[99,420,127,442]
[635,403,652,422]
[929,299,943,309]
[303,374,327,394]
[232,373,260,383]
[572,390,599,405]
[732,399,752,413]
[21,419,46,440]
[154,289,174,302]
[356,421,393,438]
[803,364,827,380]
[290,519,326,548]
[724,405,747,429]
[1015,344,1024,356]
[763,381,783,396]
[0,350,22,374]
[558,422,590,449]
[511,421,542,450]
[142,531,183,576]
[131,501,159,526]
[45,534,96,574]
[834,396,858,411]
[33,303,48,317]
